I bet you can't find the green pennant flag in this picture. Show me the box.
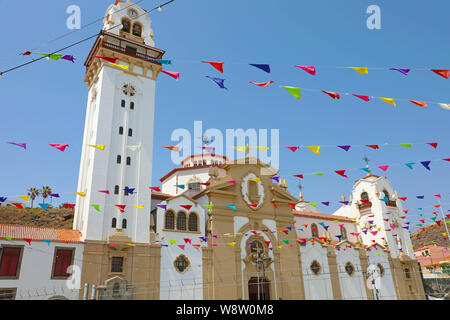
[5,237,12,240]
[309,202,317,207]
[282,240,289,245]
[312,172,324,176]
[169,240,177,245]
[36,52,63,60]
[282,86,301,100]
[205,205,213,212]
[91,204,101,212]
[431,217,437,221]
[399,143,412,149]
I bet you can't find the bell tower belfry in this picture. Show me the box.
[73,0,165,243]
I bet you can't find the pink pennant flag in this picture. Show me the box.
[295,65,316,76]
[99,190,110,194]
[226,180,237,184]
[49,144,69,152]
[160,70,180,80]
[434,194,441,198]
[178,245,185,250]
[353,94,370,102]
[285,146,300,152]
[378,165,389,172]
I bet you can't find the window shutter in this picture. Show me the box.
[53,249,73,277]
[0,247,21,277]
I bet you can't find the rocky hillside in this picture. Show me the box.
[0,206,74,229]
[411,222,450,249]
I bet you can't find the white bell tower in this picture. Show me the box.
[347,173,414,258]
[73,0,165,243]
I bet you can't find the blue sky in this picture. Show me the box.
[1,0,450,232]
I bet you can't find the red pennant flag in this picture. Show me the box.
[436,220,442,226]
[249,204,259,208]
[11,203,24,209]
[419,219,425,223]
[192,244,201,250]
[366,144,379,150]
[398,197,407,201]
[282,230,289,235]
[443,158,450,162]
[184,238,192,244]
[22,51,32,56]
[446,214,450,219]
[420,228,425,231]
[178,245,185,250]
[378,165,390,172]
[271,203,278,208]
[353,94,370,101]
[409,100,428,107]
[335,170,348,178]
[384,218,389,221]
[199,183,210,186]
[293,174,304,179]
[302,224,308,228]
[321,90,340,99]
[65,203,75,210]
[434,194,441,198]
[400,216,406,219]
[265,241,271,246]
[201,61,224,73]
[288,203,297,209]
[180,205,192,210]
[297,238,307,242]
[404,210,409,214]
[149,186,161,192]
[24,238,32,245]
[115,205,126,213]
[249,81,274,87]
[427,142,438,149]
[99,190,110,194]
[434,205,441,208]
[361,200,370,203]
[431,69,450,79]
[94,56,120,63]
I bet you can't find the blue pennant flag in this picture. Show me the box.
[379,197,389,202]
[200,237,208,242]
[148,58,172,64]
[336,235,343,241]
[0,197,7,202]
[39,203,50,212]
[249,63,271,73]
[405,162,415,170]
[286,226,292,231]
[206,76,228,89]
[420,161,431,171]
[124,188,136,194]
[226,204,237,210]
[361,168,371,173]
[174,184,185,189]
[416,195,424,199]
[43,240,51,246]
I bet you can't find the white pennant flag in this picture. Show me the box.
[128,145,141,152]
[439,103,450,110]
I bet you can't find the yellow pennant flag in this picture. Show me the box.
[18,195,30,203]
[233,146,248,153]
[278,245,283,249]
[443,233,447,236]
[236,232,243,235]
[228,234,235,238]
[307,146,321,156]
[107,62,129,71]
[249,178,262,183]
[127,244,136,247]
[227,242,237,247]
[379,97,396,106]
[347,67,369,75]
[74,192,86,197]
[377,227,381,231]
[255,146,269,151]
[134,205,144,209]
[89,145,105,151]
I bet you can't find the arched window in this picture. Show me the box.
[112,218,117,228]
[112,283,121,298]
[177,212,186,231]
[126,157,131,166]
[404,268,411,279]
[121,100,126,108]
[250,240,264,254]
[117,155,122,164]
[124,186,129,196]
[130,102,135,110]
[114,185,119,195]
[341,226,348,240]
[122,219,127,229]
[132,23,142,37]
[382,189,390,200]
[188,213,198,232]
[119,127,124,135]
[361,192,369,201]
[311,223,319,238]
[122,18,131,33]
[164,210,174,229]
[128,129,133,137]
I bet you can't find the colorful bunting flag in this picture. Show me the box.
[405,162,415,169]
[160,70,180,80]
[91,204,101,212]
[226,204,237,210]
[201,61,224,73]
[321,90,340,99]
[427,142,438,149]
[366,144,379,150]
[353,94,370,102]
[431,69,450,79]
[347,67,368,75]
[420,161,431,171]
[307,146,321,156]
[295,65,316,75]
[180,205,192,211]
[7,142,26,149]
[107,62,129,70]
[282,86,301,99]
[39,203,50,211]
[94,56,119,63]
[399,143,412,149]
[249,64,271,73]
[206,76,227,89]
[285,146,300,152]
[335,170,348,178]
[379,97,396,106]
[409,100,428,107]
[18,195,30,203]
[389,68,410,75]
[88,145,105,151]
[378,165,389,172]
[49,144,69,152]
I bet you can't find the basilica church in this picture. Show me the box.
[68,1,426,300]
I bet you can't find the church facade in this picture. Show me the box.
[73,1,426,300]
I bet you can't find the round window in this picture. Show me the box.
[345,262,355,276]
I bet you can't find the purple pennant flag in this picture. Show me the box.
[368,220,374,224]
[339,201,349,205]
[420,161,431,171]
[263,229,269,232]
[212,235,218,239]
[157,204,167,210]
[247,242,255,245]
[270,176,280,183]
[362,230,368,235]
[336,235,343,241]
[402,226,409,230]
[200,237,207,242]
[206,76,227,89]
[249,64,271,73]
[201,146,215,153]
[389,68,410,75]
[338,145,351,152]
[321,202,330,206]
[7,142,26,149]
[286,226,292,231]
[49,193,60,198]
[61,55,76,63]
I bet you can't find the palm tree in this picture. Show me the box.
[40,186,52,204]
[27,187,40,208]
